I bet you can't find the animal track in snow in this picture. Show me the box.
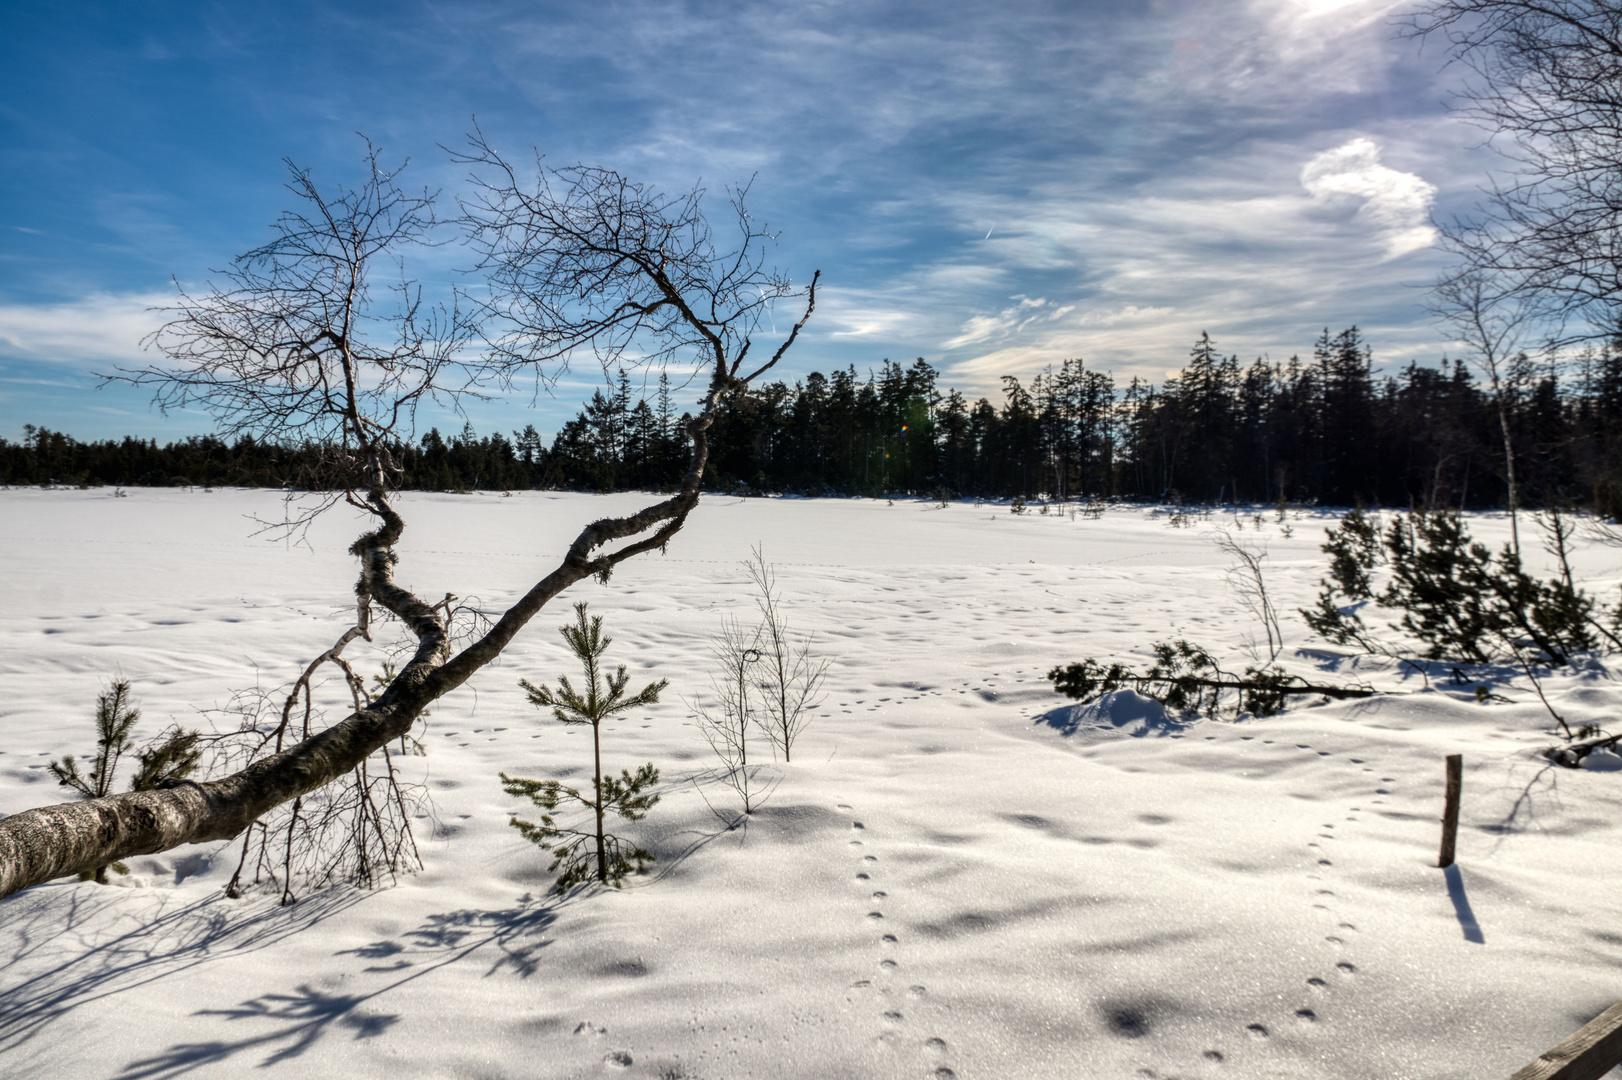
[1243,741,1384,1064]
[841,801,955,1077]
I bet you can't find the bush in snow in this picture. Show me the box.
[1302,508,1614,666]
[743,547,828,763]
[1048,639,1374,720]
[689,613,772,816]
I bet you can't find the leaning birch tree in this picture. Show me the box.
[0,134,816,899]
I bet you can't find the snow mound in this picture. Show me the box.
[1581,747,1622,772]
[1034,688,1189,740]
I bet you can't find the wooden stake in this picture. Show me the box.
[1438,753,1462,868]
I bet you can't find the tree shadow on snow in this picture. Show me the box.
[111,892,563,1078]
[637,767,792,886]
[114,984,401,1079]
[0,884,363,1058]
[1479,760,1561,843]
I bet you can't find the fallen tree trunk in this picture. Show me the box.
[1049,640,1379,719]
[0,416,712,900]
[1545,730,1621,769]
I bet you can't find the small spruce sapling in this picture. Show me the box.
[50,681,202,883]
[1303,509,1599,667]
[501,603,668,893]
[1301,507,1382,649]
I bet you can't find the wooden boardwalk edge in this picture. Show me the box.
[1507,1001,1622,1080]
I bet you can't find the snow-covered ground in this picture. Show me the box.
[1,488,1618,1080]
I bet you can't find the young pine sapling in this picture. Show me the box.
[50,681,201,883]
[1304,509,1607,668]
[501,603,668,893]
[1301,507,1383,651]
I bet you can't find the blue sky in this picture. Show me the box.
[1,0,1489,443]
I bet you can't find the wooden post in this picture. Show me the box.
[1438,753,1462,868]
[1507,1000,1622,1080]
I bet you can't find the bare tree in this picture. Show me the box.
[744,548,828,763]
[1429,268,1537,553]
[1213,529,1284,665]
[1408,1,1622,343]
[689,614,771,816]
[0,137,816,900]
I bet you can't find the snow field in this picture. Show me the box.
[1,488,1619,1079]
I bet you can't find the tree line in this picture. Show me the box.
[6,326,1621,515]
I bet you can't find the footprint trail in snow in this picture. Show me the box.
[840,801,958,1078]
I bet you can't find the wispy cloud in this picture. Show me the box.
[840,127,1447,395]
[0,293,168,368]
[943,297,1075,350]
[1,0,1483,437]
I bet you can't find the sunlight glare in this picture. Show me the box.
[1295,0,1365,14]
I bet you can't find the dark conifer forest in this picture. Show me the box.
[7,327,1622,516]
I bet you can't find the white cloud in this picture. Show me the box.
[819,287,928,341]
[1076,304,1178,329]
[0,293,169,367]
[1300,138,1438,258]
[943,296,1074,350]
[860,125,1454,399]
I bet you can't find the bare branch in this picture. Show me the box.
[1409,1,1622,343]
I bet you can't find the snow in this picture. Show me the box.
[1,488,1619,1080]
